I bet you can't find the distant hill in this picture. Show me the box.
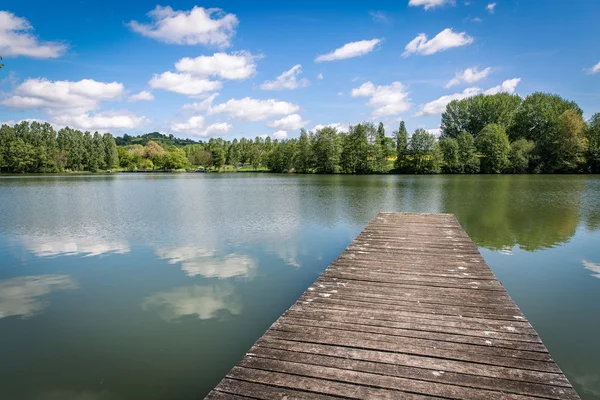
[115,132,201,147]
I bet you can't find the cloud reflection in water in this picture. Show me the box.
[0,275,77,318]
[142,284,242,321]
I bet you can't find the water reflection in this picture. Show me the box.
[0,275,77,318]
[33,389,122,400]
[155,246,257,278]
[583,260,600,279]
[142,284,242,321]
[19,236,129,258]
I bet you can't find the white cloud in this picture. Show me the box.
[209,97,299,121]
[315,39,381,62]
[403,28,473,56]
[583,260,600,279]
[417,79,521,116]
[128,90,154,102]
[0,275,77,319]
[272,130,288,140]
[149,72,221,96]
[351,81,412,118]
[128,6,238,47]
[182,93,219,112]
[427,127,442,137]
[369,11,389,23]
[317,73,323,80]
[408,0,455,10]
[486,3,496,13]
[483,78,521,95]
[1,78,124,112]
[313,123,349,132]
[446,66,491,88]
[268,114,309,130]
[587,61,600,75]
[170,115,232,138]
[261,65,310,91]
[471,17,483,23]
[174,51,256,80]
[417,87,482,116]
[52,111,149,132]
[0,11,67,58]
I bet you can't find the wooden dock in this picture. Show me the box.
[206,213,579,399]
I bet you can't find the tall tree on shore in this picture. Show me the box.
[296,128,314,173]
[313,127,341,174]
[407,129,440,174]
[394,121,408,171]
[587,113,600,173]
[477,124,510,174]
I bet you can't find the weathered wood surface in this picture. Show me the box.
[206,213,579,399]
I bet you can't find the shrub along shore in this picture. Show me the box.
[1,92,599,174]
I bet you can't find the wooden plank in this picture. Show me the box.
[205,213,579,399]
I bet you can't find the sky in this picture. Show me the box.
[1,0,599,140]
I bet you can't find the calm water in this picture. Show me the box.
[1,174,599,399]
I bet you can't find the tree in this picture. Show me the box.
[103,133,119,169]
[406,129,440,174]
[553,109,587,173]
[587,113,600,173]
[476,124,510,174]
[456,132,480,173]
[295,129,314,173]
[509,139,535,173]
[439,137,461,173]
[143,140,166,168]
[312,127,341,174]
[394,121,408,171]
[441,93,522,139]
[340,124,369,173]
[90,132,106,171]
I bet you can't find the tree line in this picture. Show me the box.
[1,92,599,174]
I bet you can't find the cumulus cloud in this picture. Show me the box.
[0,11,67,58]
[403,28,473,56]
[128,90,154,102]
[182,93,220,112]
[128,6,238,47]
[315,39,381,62]
[170,116,232,138]
[267,114,309,130]
[260,64,310,91]
[313,123,349,132]
[209,97,299,121]
[446,66,491,88]
[408,0,455,10]
[1,78,124,112]
[417,87,482,116]
[483,78,521,95]
[486,3,496,13]
[417,79,521,116]
[587,61,600,75]
[351,81,412,118]
[149,72,222,96]
[272,130,288,140]
[427,127,442,137]
[317,73,323,80]
[174,51,256,80]
[53,111,149,132]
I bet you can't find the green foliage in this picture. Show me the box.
[406,129,440,174]
[295,129,314,173]
[266,139,298,173]
[456,132,480,173]
[441,93,522,139]
[587,113,600,173]
[313,127,341,173]
[394,121,408,171]
[439,137,461,173]
[509,139,535,173]
[476,124,510,174]
[115,132,201,147]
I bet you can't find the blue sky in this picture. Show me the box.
[1,0,599,140]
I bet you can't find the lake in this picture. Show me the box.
[0,173,599,400]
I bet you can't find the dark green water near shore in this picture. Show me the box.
[1,174,599,399]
